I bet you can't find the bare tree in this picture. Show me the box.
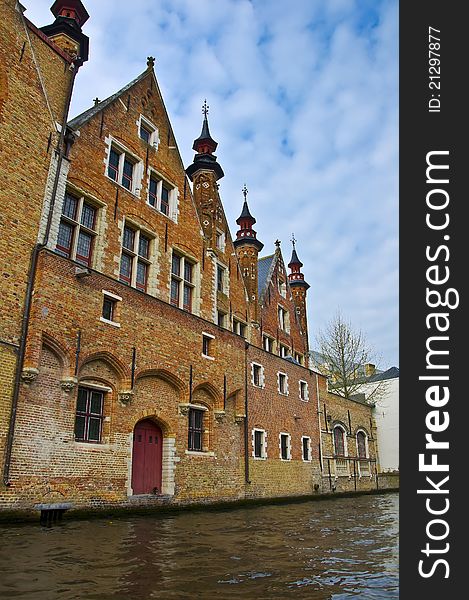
[314,312,387,404]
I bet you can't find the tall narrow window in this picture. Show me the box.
[278,372,288,395]
[253,429,266,458]
[188,408,203,451]
[280,433,291,460]
[56,192,97,266]
[302,436,311,461]
[263,335,273,353]
[119,224,152,291]
[357,431,367,459]
[217,265,225,292]
[171,252,195,312]
[75,387,104,443]
[108,149,119,181]
[333,426,346,456]
[217,311,226,328]
[278,306,289,332]
[299,380,308,401]
[252,363,263,387]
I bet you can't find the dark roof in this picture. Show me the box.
[288,247,302,267]
[237,200,255,224]
[367,367,399,382]
[192,115,217,150]
[68,70,150,129]
[257,254,274,296]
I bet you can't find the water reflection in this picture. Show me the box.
[0,493,398,599]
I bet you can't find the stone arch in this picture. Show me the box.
[332,422,348,457]
[191,383,222,452]
[79,351,129,387]
[192,381,223,410]
[133,411,172,436]
[130,412,177,497]
[135,368,185,396]
[41,332,71,378]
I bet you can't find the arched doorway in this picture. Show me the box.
[131,419,163,495]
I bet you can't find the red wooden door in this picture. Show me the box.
[131,420,162,495]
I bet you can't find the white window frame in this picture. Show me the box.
[279,432,292,461]
[252,428,267,459]
[333,424,349,457]
[278,279,287,298]
[55,190,100,267]
[100,289,122,327]
[233,318,247,337]
[299,380,309,401]
[216,263,227,294]
[215,229,225,251]
[356,429,369,459]
[170,250,197,313]
[301,436,312,462]
[202,332,215,360]
[278,305,290,332]
[277,371,289,396]
[105,137,143,196]
[119,221,153,292]
[279,344,290,358]
[295,352,304,366]
[251,362,265,388]
[263,335,274,353]
[147,168,178,221]
[137,114,160,149]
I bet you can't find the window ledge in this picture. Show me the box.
[300,398,309,402]
[278,391,289,397]
[73,442,111,451]
[253,456,267,460]
[185,450,215,457]
[202,353,215,361]
[147,203,176,223]
[100,317,121,328]
[105,174,140,198]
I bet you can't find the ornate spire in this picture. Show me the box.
[288,233,303,269]
[234,186,263,251]
[288,236,309,288]
[186,100,224,181]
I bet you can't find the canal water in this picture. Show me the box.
[0,492,398,599]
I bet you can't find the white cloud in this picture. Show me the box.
[25,0,398,367]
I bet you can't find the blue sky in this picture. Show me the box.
[27,0,398,368]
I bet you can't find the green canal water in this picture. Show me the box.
[0,492,398,599]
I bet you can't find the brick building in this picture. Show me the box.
[0,1,395,519]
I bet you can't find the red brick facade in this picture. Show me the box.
[0,2,395,519]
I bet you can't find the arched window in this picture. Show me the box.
[333,425,346,456]
[357,431,368,459]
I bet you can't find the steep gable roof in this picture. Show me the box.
[68,69,150,130]
[258,254,275,297]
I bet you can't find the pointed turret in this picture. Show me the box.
[186,101,224,181]
[287,236,310,343]
[234,186,263,324]
[234,187,264,252]
[40,1,89,66]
